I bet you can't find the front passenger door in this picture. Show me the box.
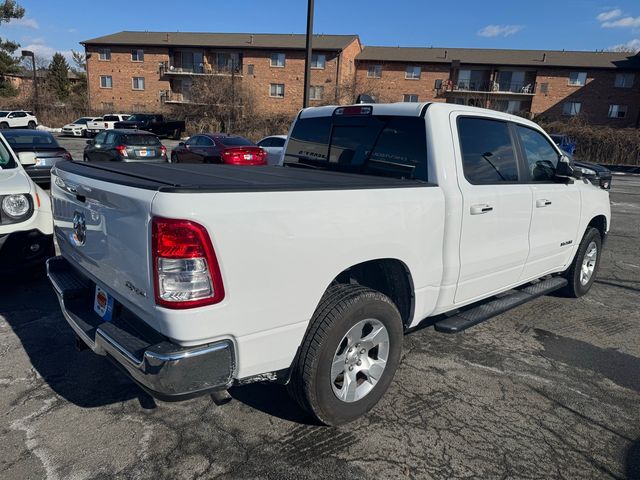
[515,125,581,279]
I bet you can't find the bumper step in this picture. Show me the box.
[434,277,568,334]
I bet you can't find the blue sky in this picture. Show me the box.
[3,0,640,62]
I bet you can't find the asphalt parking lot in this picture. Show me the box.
[1,175,639,479]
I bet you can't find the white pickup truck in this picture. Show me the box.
[86,113,130,136]
[47,103,610,425]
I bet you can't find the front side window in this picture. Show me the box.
[405,65,421,79]
[270,83,285,98]
[568,71,587,86]
[403,94,418,102]
[284,114,428,181]
[309,85,324,100]
[608,104,628,118]
[515,125,559,182]
[563,102,581,116]
[94,131,107,145]
[131,49,144,62]
[270,53,286,67]
[100,76,112,88]
[0,138,16,168]
[311,54,326,69]
[132,77,145,90]
[458,117,519,184]
[367,65,382,78]
[614,73,634,88]
[98,48,111,61]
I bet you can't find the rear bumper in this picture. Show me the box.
[46,256,235,400]
[0,229,53,273]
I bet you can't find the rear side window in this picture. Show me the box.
[458,117,519,184]
[271,137,286,147]
[515,125,559,182]
[124,134,161,146]
[103,115,119,121]
[284,114,428,181]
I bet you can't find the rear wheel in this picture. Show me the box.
[288,284,403,426]
[170,153,177,163]
[27,121,36,129]
[560,227,602,297]
[0,122,8,129]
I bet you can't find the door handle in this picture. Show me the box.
[470,204,493,215]
[536,199,552,208]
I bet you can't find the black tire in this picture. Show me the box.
[288,284,403,426]
[560,227,602,298]
[27,121,36,129]
[0,122,8,130]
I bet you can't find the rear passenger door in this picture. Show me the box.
[452,114,533,304]
[514,125,581,279]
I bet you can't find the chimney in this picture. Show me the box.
[444,50,448,59]
[250,34,254,45]
[542,52,546,62]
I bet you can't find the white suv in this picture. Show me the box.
[0,110,38,129]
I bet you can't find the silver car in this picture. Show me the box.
[257,135,287,165]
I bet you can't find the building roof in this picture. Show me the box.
[357,46,640,70]
[8,69,81,80]
[81,31,359,51]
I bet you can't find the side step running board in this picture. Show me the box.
[434,276,568,334]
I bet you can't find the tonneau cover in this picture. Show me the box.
[54,161,431,192]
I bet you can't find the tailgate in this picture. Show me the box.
[51,166,158,314]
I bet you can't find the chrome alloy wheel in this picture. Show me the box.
[331,318,390,403]
[580,241,598,286]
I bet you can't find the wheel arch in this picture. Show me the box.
[587,214,607,241]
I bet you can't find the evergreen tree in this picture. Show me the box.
[47,52,70,100]
[0,1,25,97]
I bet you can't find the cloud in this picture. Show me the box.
[607,38,640,52]
[597,9,622,22]
[6,17,39,29]
[477,24,523,38]
[24,42,73,62]
[601,16,640,28]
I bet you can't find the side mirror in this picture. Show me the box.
[86,139,94,145]
[17,151,36,165]
[555,154,574,178]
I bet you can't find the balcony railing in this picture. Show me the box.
[442,80,536,95]
[159,62,243,77]
[160,90,193,104]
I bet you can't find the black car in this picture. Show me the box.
[2,129,71,185]
[574,160,612,190]
[84,129,167,162]
[114,113,185,139]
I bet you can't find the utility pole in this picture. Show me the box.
[302,0,314,108]
[21,50,37,112]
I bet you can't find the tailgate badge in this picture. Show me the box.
[71,211,86,246]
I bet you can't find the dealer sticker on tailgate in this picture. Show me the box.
[94,285,114,321]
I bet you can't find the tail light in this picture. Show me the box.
[115,145,129,157]
[152,217,224,309]
[104,122,108,128]
[61,151,72,160]
[160,145,167,157]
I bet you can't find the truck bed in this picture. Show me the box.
[54,161,432,193]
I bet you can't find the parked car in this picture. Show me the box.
[47,102,610,426]
[0,110,38,129]
[170,134,267,165]
[83,129,167,162]
[114,113,185,140]
[62,117,101,137]
[86,114,130,136]
[0,131,53,274]
[3,129,72,185]
[574,160,612,190]
[550,134,577,155]
[257,135,287,165]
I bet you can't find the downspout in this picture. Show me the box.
[84,44,91,112]
[335,50,341,103]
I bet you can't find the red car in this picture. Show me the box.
[170,134,267,165]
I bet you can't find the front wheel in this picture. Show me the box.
[560,227,602,297]
[0,122,8,129]
[288,284,403,426]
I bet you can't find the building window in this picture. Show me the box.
[309,85,324,100]
[270,53,286,67]
[494,100,522,114]
[132,77,145,90]
[403,94,418,102]
[270,83,285,98]
[562,101,582,116]
[614,73,634,88]
[131,49,144,62]
[540,82,549,94]
[311,54,326,69]
[98,48,111,61]
[247,64,254,75]
[568,72,587,86]
[608,104,628,118]
[405,65,421,80]
[216,52,242,72]
[367,65,382,78]
[99,75,112,89]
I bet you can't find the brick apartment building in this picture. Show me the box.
[82,30,640,127]
[356,46,640,127]
[82,31,361,116]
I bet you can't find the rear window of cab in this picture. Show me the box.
[123,134,160,146]
[283,114,428,181]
